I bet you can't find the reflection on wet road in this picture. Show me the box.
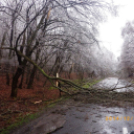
[94,77,134,92]
[52,104,134,134]
[52,78,134,134]
[12,77,134,134]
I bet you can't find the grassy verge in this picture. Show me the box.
[0,79,102,134]
[82,79,102,88]
[61,79,102,93]
[71,78,102,87]
[0,112,39,134]
[0,96,70,134]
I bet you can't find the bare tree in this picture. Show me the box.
[120,21,134,78]
[0,0,115,97]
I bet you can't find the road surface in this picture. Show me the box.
[12,77,134,134]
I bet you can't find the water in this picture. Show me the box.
[94,77,134,92]
[52,77,134,134]
[12,77,134,134]
[52,103,134,134]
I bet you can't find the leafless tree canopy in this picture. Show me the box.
[0,0,116,97]
[119,21,134,78]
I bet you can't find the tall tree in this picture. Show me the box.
[0,0,115,97]
[120,21,134,78]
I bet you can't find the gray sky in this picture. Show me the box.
[99,0,134,58]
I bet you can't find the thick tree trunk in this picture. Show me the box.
[18,70,25,89]
[27,66,37,89]
[11,67,23,98]
[36,71,40,81]
[26,67,30,84]
[5,63,10,86]
[27,47,40,89]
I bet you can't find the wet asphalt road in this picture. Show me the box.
[12,101,134,134]
[52,77,134,134]
[51,103,134,134]
[11,77,134,134]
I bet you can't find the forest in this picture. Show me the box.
[0,0,134,134]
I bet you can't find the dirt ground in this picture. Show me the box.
[0,69,90,133]
[8,94,134,134]
[1,73,134,133]
[0,74,61,132]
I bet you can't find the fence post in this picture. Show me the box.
[56,72,59,87]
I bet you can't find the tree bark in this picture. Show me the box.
[27,48,40,89]
[26,66,30,84]
[11,67,23,98]
[27,66,37,89]
[18,70,25,89]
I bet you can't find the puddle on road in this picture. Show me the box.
[11,99,134,134]
[51,104,134,134]
[51,77,134,134]
[11,77,134,134]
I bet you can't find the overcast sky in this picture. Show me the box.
[99,0,134,58]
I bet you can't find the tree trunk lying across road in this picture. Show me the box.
[2,48,134,97]
[14,50,134,96]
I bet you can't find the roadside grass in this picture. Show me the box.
[0,79,102,134]
[59,79,102,94]
[82,79,102,89]
[49,78,102,92]
[72,79,84,85]
[71,79,102,87]
[0,112,39,134]
[0,96,70,134]
[2,78,133,134]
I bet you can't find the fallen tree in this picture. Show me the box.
[0,0,117,98]
[2,47,134,97]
